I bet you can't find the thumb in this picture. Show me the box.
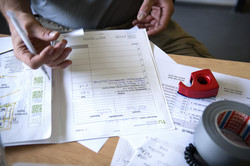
[137,0,154,21]
[31,24,60,42]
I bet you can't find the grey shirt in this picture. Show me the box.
[31,0,143,29]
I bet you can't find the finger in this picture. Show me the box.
[10,31,48,69]
[29,23,60,42]
[151,6,161,26]
[133,15,154,25]
[137,0,155,21]
[45,39,68,63]
[147,27,159,36]
[14,47,34,68]
[146,11,167,35]
[158,0,175,30]
[134,24,147,29]
[143,0,174,36]
[47,47,72,67]
[147,27,164,36]
[25,46,54,69]
[15,13,59,42]
[159,6,172,29]
[136,23,154,29]
[52,59,72,69]
[146,17,168,36]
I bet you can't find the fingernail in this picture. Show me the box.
[60,42,66,48]
[48,48,54,55]
[66,47,72,54]
[138,11,146,20]
[49,31,58,37]
[64,60,72,68]
[67,60,72,66]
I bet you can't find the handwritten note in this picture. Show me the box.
[128,138,182,166]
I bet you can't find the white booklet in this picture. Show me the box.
[1,29,174,145]
[0,51,52,144]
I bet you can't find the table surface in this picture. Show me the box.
[3,36,250,166]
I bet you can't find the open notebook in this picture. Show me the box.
[1,29,174,146]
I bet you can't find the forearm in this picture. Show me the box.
[0,0,32,16]
[0,0,33,32]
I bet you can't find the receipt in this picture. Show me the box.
[128,138,183,166]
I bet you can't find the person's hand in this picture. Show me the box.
[9,13,72,69]
[132,0,174,36]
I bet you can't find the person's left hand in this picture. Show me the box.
[132,0,174,36]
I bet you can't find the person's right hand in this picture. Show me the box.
[132,0,174,36]
[9,12,72,69]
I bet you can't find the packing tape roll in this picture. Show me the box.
[194,100,250,166]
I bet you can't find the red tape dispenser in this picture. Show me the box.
[178,69,219,98]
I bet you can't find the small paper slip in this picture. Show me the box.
[128,138,183,166]
[111,138,135,166]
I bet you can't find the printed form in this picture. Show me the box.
[49,29,174,142]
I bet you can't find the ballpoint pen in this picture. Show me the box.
[6,11,50,80]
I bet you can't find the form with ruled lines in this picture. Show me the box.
[53,29,174,142]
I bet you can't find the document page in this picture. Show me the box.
[0,37,12,53]
[0,51,52,145]
[159,62,250,134]
[54,29,174,142]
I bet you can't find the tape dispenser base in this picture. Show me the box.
[178,69,219,98]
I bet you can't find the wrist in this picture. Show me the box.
[0,0,32,27]
[8,12,38,35]
[0,0,32,14]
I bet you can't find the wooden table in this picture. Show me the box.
[3,41,250,165]
[168,54,250,80]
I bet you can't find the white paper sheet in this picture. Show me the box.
[128,138,183,166]
[111,138,136,166]
[77,137,108,153]
[77,42,175,153]
[0,37,12,53]
[158,62,250,134]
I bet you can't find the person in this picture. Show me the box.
[0,0,214,70]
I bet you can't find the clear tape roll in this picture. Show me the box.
[194,100,250,166]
